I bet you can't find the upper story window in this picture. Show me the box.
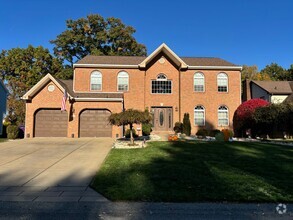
[217,73,228,92]
[194,72,205,92]
[117,71,129,91]
[194,105,205,126]
[151,73,172,94]
[218,105,229,126]
[90,71,102,91]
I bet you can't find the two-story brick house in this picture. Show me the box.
[23,44,242,138]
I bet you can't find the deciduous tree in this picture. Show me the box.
[241,65,259,81]
[51,14,147,65]
[0,45,65,125]
[109,109,152,145]
[260,63,288,80]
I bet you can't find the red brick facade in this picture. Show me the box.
[23,44,241,138]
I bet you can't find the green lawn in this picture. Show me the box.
[91,141,293,202]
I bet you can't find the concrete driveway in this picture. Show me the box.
[0,138,113,202]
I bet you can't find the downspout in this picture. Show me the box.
[144,69,146,109]
[178,68,181,122]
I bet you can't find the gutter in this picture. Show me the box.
[73,97,123,102]
[187,66,242,70]
[73,63,139,69]
[73,63,242,71]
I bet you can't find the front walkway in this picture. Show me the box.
[0,138,113,202]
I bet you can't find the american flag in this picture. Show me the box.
[61,90,67,111]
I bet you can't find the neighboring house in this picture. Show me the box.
[243,80,293,103]
[0,80,8,135]
[23,43,242,138]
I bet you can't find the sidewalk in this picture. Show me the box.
[0,186,107,202]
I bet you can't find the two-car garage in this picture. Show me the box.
[34,109,112,138]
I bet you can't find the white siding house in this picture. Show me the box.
[247,80,293,104]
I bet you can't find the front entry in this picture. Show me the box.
[151,107,173,131]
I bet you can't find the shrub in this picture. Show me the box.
[142,123,152,136]
[208,129,221,137]
[253,102,293,138]
[233,98,269,137]
[168,134,178,141]
[173,122,183,133]
[222,129,233,141]
[196,129,208,137]
[215,132,224,142]
[182,113,191,136]
[7,125,19,139]
[125,129,138,138]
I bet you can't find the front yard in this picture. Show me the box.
[91,141,293,202]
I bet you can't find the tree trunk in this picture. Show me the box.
[130,124,134,145]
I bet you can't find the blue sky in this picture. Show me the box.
[1,0,292,70]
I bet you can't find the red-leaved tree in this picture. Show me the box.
[233,99,269,137]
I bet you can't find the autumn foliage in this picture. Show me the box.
[233,99,269,137]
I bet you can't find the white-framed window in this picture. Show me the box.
[217,72,228,92]
[151,73,172,94]
[90,71,102,91]
[117,71,129,91]
[218,105,229,126]
[194,72,205,92]
[194,105,205,126]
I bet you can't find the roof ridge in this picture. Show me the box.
[181,56,222,59]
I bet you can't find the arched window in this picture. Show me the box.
[194,72,205,92]
[194,105,205,126]
[151,73,172,94]
[218,105,229,126]
[90,71,102,91]
[217,73,228,92]
[117,71,129,91]
[157,73,167,80]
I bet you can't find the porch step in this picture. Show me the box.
[152,131,174,141]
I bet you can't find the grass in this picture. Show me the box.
[91,141,293,202]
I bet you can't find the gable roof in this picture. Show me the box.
[22,74,70,100]
[74,43,242,70]
[251,80,293,95]
[22,74,123,101]
[138,43,188,69]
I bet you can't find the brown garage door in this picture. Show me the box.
[34,109,68,137]
[79,109,112,137]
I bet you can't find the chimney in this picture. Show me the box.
[242,79,251,102]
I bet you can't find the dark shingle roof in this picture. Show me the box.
[75,55,237,67]
[76,55,145,65]
[181,57,237,66]
[252,81,293,94]
[58,79,123,99]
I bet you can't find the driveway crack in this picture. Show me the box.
[0,149,41,166]
[21,139,95,186]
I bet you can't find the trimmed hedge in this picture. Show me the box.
[7,125,19,139]
[142,123,152,136]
